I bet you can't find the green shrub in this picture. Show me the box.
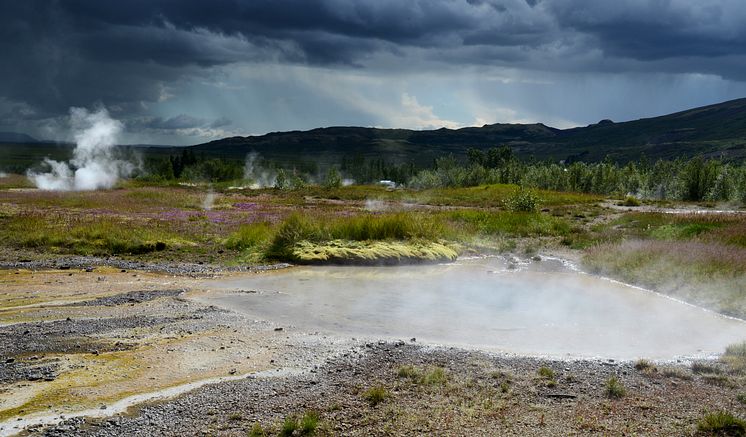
[504,187,541,212]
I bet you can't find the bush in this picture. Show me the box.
[696,411,746,436]
[504,187,541,212]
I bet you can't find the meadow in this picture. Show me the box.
[1,174,745,317]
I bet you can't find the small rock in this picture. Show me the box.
[274,327,283,332]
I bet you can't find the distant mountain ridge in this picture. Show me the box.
[192,98,746,163]
[0,132,37,143]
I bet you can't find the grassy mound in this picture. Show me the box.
[289,240,458,265]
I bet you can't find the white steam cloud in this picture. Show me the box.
[243,152,276,189]
[27,107,135,191]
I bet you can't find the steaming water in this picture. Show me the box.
[198,258,746,360]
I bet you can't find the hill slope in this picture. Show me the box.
[192,98,746,163]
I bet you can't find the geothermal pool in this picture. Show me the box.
[197,258,746,360]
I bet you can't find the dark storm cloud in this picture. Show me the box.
[129,114,232,131]
[1,0,746,136]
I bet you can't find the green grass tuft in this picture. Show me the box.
[605,376,626,399]
[362,385,390,407]
[696,411,746,436]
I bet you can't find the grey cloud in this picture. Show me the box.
[2,0,746,142]
[131,114,231,130]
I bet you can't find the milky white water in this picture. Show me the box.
[198,258,746,360]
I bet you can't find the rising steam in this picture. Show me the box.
[243,152,276,189]
[27,107,135,191]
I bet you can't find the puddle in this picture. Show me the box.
[198,258,746,360]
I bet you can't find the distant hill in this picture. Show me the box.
[3,98,746,172]
[0,132,37,143]
[191,98,746,164]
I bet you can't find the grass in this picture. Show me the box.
[634,359,655,372]
[446,210,571,238]
[583,240,746,317]
[396,365,449,386]
[280,411,320,436]
[225,222,274,251]
[537,367,555,379]
[362,385,390,406]
[537,366,557,388]
[605,376,626,399]
[723,342,746,374]
[696,411,746,436]
[265,212,455,264]
[248,422,267,437]
[0,212,190,255]
[737,393,746,405]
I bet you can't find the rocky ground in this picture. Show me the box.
[1,265,745,437]
[31,343,746,437]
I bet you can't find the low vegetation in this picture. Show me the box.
[696,411,746,436]
[362,385,389,407]
[605,376,626,399]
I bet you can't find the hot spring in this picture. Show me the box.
[196,257,746,360]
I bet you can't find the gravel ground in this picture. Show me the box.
[0,250,291,276]
[28,343,746,437]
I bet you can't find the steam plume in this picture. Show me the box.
[243,152,276,189]
[28,107,134,191]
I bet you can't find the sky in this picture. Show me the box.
[2,0,746,145]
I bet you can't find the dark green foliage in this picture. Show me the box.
[324,167,342,188]
[504,188,541,212]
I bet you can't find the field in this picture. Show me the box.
[1,174,745,316]
[2,174,746,435]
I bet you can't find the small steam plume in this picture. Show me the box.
[27,107,135,191]
[202,188,216,210]
[243,152,276,189]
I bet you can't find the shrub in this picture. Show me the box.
[696,411,746,436]
[504,187,541,212]
[605,376,625,399]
